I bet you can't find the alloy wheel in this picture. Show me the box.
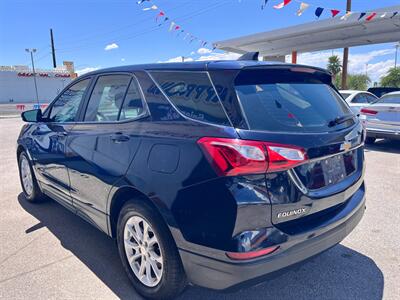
[123,216,163,287]
[20,156,33,196]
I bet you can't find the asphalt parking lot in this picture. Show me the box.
[0,117,399,300]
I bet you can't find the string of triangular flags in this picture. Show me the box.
[137,0,214,50]
[262,0,399,22]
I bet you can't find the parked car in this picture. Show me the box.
[17,59,366,299]
[360,91,400,143]
[339,90,378,115]
[367,87,400,98]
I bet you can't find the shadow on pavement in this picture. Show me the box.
[18,193,384,300]
[365,139,400,154]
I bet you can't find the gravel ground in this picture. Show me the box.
[0,117,399,300]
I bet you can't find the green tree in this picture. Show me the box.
[327,55,342,82]
[347,74,371,90]
[380,67,400,87]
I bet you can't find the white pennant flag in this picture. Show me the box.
[340,11,353,20]
[380,12,388,18]
[142,5,157,11]
[169,21,175,32]
[296,2,309,16]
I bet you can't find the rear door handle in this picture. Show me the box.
[57,132,68,137]
[110,133,130,143]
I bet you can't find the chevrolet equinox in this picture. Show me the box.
[17,56,366,299]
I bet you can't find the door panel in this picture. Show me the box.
[30,123,74,205]
[67,123,142,215]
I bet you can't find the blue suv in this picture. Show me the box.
[17,57,366,299]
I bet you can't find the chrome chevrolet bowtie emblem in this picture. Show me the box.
[340,141,352,151]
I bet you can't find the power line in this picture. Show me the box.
[56,0,229,54]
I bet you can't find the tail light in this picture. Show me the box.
[197,137,307,176]
[360,108,378,116]
[226,246,279,260]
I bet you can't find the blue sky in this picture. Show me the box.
[0,0,399,83]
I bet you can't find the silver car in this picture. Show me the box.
[360,91,400,143]
[340,90,378,115]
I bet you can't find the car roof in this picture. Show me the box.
[381,91,400,97]
[82,60,330,77]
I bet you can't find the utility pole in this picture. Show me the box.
[25,48,39,106]
[395,42,399,68]
[341,0,352,89]
[50,29,57,68]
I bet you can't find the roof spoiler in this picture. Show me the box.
[237,52,259,61]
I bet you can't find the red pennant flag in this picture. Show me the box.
[156,11,165,21]
[331,9,340,17]
[274,0,291,9]
[366,12,377,21]
[174,25,180,31]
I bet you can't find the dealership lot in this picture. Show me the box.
[0,117,399,300]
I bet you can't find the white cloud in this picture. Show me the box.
[159,56,194,63]
[297,48,396,83]
[197,47,212,55]
[160,51,241,64]
[190,51,196,56]
[104,43,119,51]
[76,67,100,76]
[121,58,126,62]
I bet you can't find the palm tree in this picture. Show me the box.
[327,55,342,85]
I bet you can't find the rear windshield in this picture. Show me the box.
[235,69,353,133]
[377,94,400,104]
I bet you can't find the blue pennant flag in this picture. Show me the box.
[391,12,398,18]
[261,0,269,10]
[358,12,366,20]
[315,7,324,18]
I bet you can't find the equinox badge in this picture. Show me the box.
[277,207,308,219]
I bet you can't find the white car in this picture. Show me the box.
[360,91,400,143]
[339,90,378,115]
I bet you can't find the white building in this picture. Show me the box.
[0,61,76,104]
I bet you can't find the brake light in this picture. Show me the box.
[197,137,307,176]
[360,108,378,115]
[226,246,279,260]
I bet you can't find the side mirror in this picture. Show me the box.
[21,109,43,123]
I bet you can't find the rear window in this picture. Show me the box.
[377,94,400,104]
[150,71,230,126]
[235,69,353,133]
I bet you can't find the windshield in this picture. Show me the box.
[377,94,400,104]
[340,93,351,99]
[235,70,353,133]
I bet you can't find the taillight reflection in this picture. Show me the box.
[360,108,378,116]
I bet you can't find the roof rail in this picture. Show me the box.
[237,52,259,61]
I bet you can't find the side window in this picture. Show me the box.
[119,78,145,121]
[352,94,368,104]
[84,75,131,122]
[150,71,230,126]
[366,94,377,103]
[49,79,90,122]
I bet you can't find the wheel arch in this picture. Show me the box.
[108,185,174,239]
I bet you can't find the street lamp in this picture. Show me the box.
[25,48,39,106]
[395,42,400,69]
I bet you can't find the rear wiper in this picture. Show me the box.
[328,114,354,127]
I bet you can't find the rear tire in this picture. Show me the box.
[365,137,376,144]
[117,199,187,299]
[18,151,44,203]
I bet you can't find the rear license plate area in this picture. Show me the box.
[295,150,358,190]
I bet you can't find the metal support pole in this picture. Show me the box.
[341,0,352,89]
[26,49,39,106]
[291,50,297,64]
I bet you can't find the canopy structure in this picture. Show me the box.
[214,5,400,58]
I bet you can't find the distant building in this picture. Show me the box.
[0,61,77,104]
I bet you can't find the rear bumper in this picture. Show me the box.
[366,128,400,140]
[179,184,365,290]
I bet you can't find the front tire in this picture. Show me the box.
[117,200,187,299]
[18,151,44,203]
